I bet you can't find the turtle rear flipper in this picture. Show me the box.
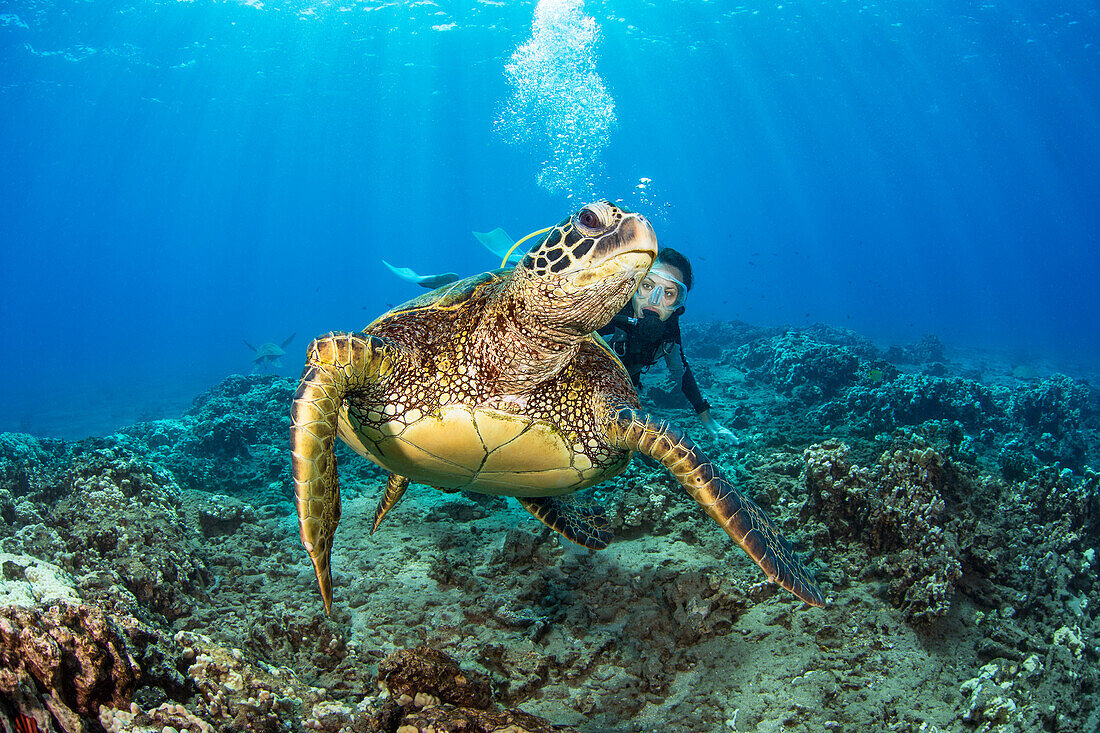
[372,473,410,533]
[518,496,612,550]
[605,405,825,607]
[291,331,404,615]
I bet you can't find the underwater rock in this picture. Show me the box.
[172,630,317,732]
[959,661,1022,730]
[48,450,212,621]
[1026,465,1099,536]
[1004,375,1095,469]
[1010,374,1091,439]
[115,374,296,504]
[192,493,255,538]
[3,320,1100,732]
[801,322,881,360]
[681,320,783,360]
[395,705,576,733]
[607,472,696,538]
[996,438,1041,482]
[0,553,80,608]
[0,433,72,506]
[112,374,386,508]
[825,372,1009,434]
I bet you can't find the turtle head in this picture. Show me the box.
[514,201,658,334]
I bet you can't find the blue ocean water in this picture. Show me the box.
[1,0,1097,438]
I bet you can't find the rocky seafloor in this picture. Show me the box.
[1,320,1097,733]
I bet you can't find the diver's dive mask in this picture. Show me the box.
[633,265,687,320]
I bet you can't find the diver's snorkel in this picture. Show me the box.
[500,226,554,268]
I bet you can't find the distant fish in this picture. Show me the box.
[1012,365,1039,380]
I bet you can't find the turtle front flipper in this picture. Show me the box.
[518,496,613,550]
[604,406,825,607]
[291,331,402,615]
[372,473,410,533]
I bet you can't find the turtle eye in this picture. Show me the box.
[577,208,602,231]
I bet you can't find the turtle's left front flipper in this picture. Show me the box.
[604,405,826,607]
[291,331,403,615]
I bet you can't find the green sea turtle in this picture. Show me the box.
[244,334,295,372]
[291,202,825,614]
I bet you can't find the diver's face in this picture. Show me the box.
[632,263,686,321]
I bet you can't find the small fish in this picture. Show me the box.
[14,713,39,733]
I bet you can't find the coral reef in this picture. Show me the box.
[112,375,297,506]
[821,372,1010,436]
[734,332,862,403]
[0,447,213,622]
[0,555,570,733]
[803,440,965,623]
[1,320,1099,732]
[1,602,142,721]
[377,646,573,733]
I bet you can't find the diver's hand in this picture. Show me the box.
[633,311,666,341]
[699,410,737,443]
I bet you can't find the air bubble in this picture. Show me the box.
[494,0,616,199]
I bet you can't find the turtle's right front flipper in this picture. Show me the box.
[604,405,826,607]
[290,331,402,615]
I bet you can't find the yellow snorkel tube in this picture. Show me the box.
[500,226,554,268]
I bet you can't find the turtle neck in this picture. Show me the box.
[468,275,587,395]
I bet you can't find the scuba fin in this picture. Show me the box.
[472,228,522,264]
[382,260,460,290]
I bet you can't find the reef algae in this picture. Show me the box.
[0,321,1097,732]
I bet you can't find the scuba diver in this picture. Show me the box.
[596,248,734,441]
[383,231,735,442]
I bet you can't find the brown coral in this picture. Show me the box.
[0,603,141,717]
[379,646,577,733]
[378,646,494,709]
[396,704,576,733]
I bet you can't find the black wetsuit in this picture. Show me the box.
[597,305,711,414]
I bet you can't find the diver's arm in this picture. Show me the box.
[668,323,736,441]
[667,343,711,415]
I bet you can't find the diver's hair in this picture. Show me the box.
[657,248,694,291]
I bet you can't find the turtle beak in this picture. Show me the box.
[622,214,658,256]
[620,214,658,271]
